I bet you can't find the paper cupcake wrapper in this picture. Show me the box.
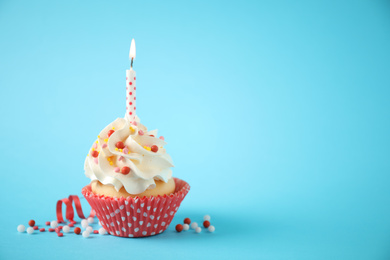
[82,178,190,238]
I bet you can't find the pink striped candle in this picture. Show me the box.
[126,39,136,122]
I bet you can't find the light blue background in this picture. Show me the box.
[1,0,390,259]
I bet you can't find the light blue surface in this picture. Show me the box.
[1,0,390,259]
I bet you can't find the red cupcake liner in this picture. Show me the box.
[82,178,190,238]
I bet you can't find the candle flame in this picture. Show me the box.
[129,39,136,60]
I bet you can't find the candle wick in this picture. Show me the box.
[130,58,134,69]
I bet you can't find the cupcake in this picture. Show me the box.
[81,40,190,237]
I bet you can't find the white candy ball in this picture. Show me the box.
[208,225,215,232]
[17,225,25,233]
[190,222,198,229]
[82,231,90,238]
[87,217,94,224]
[62,226,70,233]
[203,215,211,221]
[195,227,202,233]
[50,220,58,228]
[81,219,88,228]
[26,227,34,234]
[86,226,93,233]
[183,224,189,231]
[99,227,107,235]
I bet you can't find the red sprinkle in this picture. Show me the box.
[39,228,45,232]
[107,129,115,137]
[45,221,50,226]
[58,226,63,230]
[149,135,155,137]
[138,130,144,135]
[69,223,74,227]
[116,141,125,149]
[121,166,130,175]
[184,218,191,225]
[91,150,99,157]
[33,226,39,230]
[28,220,35,227]
[175,224,183,232]
[203,220,210,228]
[70,220,77,224]
[74,227,81,235]
[48,228,55,232]
[151,145,158,153]
[55,228,60,233]
[57,233,63,237]
[93,230,99,234]
[159,136,165,141]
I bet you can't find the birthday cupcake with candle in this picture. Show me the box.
[82,39,190,238]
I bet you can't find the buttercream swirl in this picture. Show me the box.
[84,116,174,194]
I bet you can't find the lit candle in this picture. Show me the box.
[126,39,136,122]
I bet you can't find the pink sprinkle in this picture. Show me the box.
[159,136,165,141]
[93,143,98,149]
[114,167,120,173]
[94,230,99,234]
[102,143,107,148]
[123,148,128,154]
[45,221,50,226]
[94,158,98,164]
[132,121,138,126]
[138,130,144,136]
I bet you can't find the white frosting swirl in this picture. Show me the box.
[84,117,174,194]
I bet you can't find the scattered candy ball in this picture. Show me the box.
[208,225,215,233]
[184,218,191,224]
[28,220,35,227]
[93,230,99,234]
[74,227,81,235]
[121,166,130,175]
[81,219,88,228]
[26,227,34,234]
[195,227,202,233]
[48,228,55,232]
[203,215,211,221]
[116,141,125,149]
[91,150,99,157]
[45,221,50,226]
[107,129,115,137]
[62,226,70,233]
[183,224,189,231]
[50,220,58,228]
[190,222,198,229]
[33,226,39,230]
[175,224,183,232]
[57,233,63,237]
[151,145,158,153]
[87,217,94,224]
[86,226,93,233]
[82,231,90,238]
[39,228,45,232]
[17,225,25,233]
[203,221,210,228]
[99,228,107,235]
